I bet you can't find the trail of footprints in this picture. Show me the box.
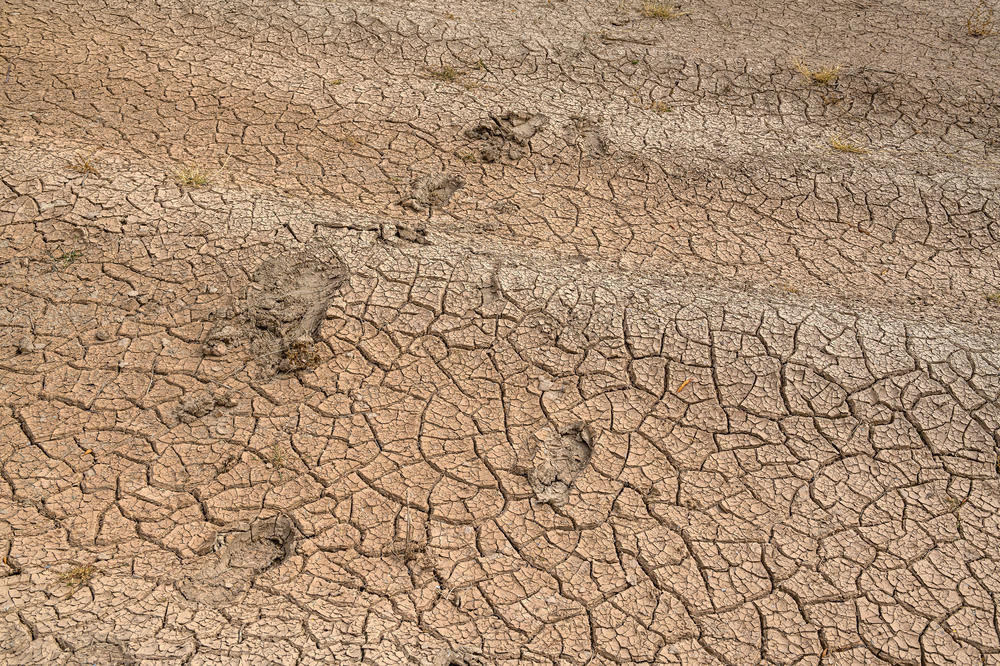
[1,0,999,663]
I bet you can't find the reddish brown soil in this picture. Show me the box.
[2,0,999,664]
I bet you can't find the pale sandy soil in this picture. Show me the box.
[2,0,1000,664]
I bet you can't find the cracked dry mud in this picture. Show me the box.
[1,0,999,665]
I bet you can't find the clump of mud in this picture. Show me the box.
[398,172,464,214]
[204,251,346,375]
[176,391,235,423]
[394,222,430,244]
[464,110,548,162]
[522,422,594,506]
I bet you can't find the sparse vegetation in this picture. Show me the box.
[640,2,688,19]
[794,60,842,85]
[282,339,320,371]
[267,444,284,467]
[68,155,99,176]
[175,164,212,188]
[335,133,360,146]
[830,136,868,154]
[986,292,1000,305]
[426,65,461,82]
[966,0,996,36]
[647,100,673,113]
[174,155,230,189]
[58,249,83,266]
[48,249,84,272]
[396,491,427,563]
[60,564,97,589]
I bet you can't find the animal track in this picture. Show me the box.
[205,251,346,374]
[2,0,999,663]
[398,173,464,213]
[465,110,549,161]
[525,422,595,506]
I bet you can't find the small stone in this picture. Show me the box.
[95,330,110,341]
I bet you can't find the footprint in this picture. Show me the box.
[178,515,296,606]
[398,172,464,213]
[525,422,594,506]
[204,252,346,375]
[464,110,549,161]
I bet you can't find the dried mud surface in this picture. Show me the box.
[2,0,1000,664]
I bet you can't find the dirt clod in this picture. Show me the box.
[176,392,234,423]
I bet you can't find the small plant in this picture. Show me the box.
[640,2,688,19]
[267,444,284,468]
[60,564,97,589]
[58,249,83,266]
[48,249,84,272]
[175,164,212,188]
[986,292,1000,305]
[426,65,461,82]
[174,155,230,189]
[281,339,320,371]
[68,156,99,176]
[830,136,868,154]
[647,100,673,113]
[795,60,842,85]
[966,1,996,36]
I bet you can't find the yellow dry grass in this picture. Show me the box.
[795,61,841,85]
